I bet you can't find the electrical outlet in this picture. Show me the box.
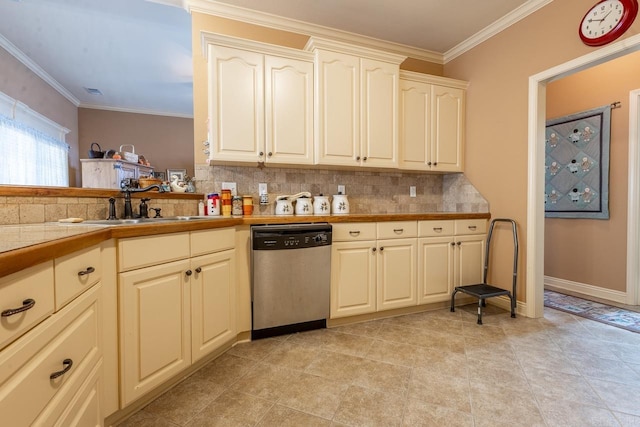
[410,186,416,197]
[222,182,237,196]
[258,183,267,195]
[338,185,345,194]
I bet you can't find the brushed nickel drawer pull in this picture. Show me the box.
[433,227,443,232]
[77,266,95,276]
[1,298,36,317]
[50,358,73,380]
[468,225,477,231]
[393,228,404,234]
[349,231,361,237]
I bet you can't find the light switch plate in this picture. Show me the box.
[338,185,345,194]
[410,186,416,197]
[258,183,267,195]
[222,182,237,196]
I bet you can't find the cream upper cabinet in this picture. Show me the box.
[399,71,468,172]
[306,38,405,168]
[205,34,314,165]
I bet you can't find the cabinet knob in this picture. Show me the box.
[1,298,36,317]
[258,151,264,157]
[451,242,455,246]
[356,156,361,161]
[433,162,438,166]
[77,266,95,276]
[195,267,202,273]
[185,270,193,276]
[363,156,368,161]
[268,152,273,157]
[428,162,432,166]
[457,241,462,246]
[50,358,73,380]
[379,246,384,252]
[372,247,377,253]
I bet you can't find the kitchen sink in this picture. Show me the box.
[81,216,215,225]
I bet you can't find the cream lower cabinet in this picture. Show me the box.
[418,220,486,304]
[330,222,417,318]
[118,228,235,407]
[0,242,109,426]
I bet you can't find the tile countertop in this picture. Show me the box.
[0,212,490,277]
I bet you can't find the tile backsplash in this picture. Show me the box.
[195,164,488,215]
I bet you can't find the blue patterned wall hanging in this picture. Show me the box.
[545,105,611,219]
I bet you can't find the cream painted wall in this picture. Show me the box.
[445,0,640,302]
[78,108,194,182]
[0,47,80,186]
[544,52,640,293]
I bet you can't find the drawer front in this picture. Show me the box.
[0,261,54,351]
[118,232,190,271]
[55,244,102,310]
[418,220,454,237]
[455,219,487,236]
[191,227,235,257]
[332,223,377,241]
[377,221,418,239]
[0,285,101,427]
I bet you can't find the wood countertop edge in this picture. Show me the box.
[0,212,490,277]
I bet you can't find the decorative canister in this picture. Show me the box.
[232,196,243,216]
[313,194,330,215]
[242,195,253,215]
[221,189,232,217]
[294,196,313,215]
[331,193,350,214]
[206,193,220,216]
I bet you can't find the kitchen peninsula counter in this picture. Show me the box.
[0,212,490,277]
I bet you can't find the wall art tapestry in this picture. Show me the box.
[545,105,611,219]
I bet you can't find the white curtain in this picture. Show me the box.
[0,114,69,186]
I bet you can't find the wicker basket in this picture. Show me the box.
[138,177,162,189]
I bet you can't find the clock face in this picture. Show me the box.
[579,0,639,46]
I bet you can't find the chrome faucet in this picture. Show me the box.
[120,178,165,219]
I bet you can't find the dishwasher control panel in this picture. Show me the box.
[252,224,332,250]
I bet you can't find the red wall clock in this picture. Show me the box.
[579,0,638,46]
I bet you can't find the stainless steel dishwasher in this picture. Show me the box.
[251,223,332,340]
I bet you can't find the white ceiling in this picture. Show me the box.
[0,0,546,118]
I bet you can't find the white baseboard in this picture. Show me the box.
[544,276,628,304]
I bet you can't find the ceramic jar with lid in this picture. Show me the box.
[295,196,313,215]
[331,193,349,214]
[313,195,330,215]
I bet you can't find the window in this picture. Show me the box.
[0,91,70,186]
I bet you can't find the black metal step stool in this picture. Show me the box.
[450,218,519,325]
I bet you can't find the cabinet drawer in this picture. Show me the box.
[377,221,417,239]
[418,220,454,237]
[118,232,190,271]
[55,244,102,310]
[191,227,235,257]
[0,285,101,426]
[332,223,377,241]
[0,261,54,351]
[455,219,487,236]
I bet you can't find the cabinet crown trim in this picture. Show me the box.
[304,37,406,64]
[201,31,314,62]
[399,70,469,89]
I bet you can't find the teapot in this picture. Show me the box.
[313,194,330,215]
[332,193,350,214]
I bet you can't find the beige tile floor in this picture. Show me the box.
[117,304,640,427]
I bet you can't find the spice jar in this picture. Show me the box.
[221,189,232,217]
[232,196,243,216]
[242,195,253,215]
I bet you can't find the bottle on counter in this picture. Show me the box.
[232,196,243,216]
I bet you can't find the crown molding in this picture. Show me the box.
[79,103,194,119]
[0,34,80,107]
[444,0,553,63]
[186,0,444,64]
[201,31,314,61]
[399,70,469,89]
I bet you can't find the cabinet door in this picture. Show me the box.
[399,79,431,170]
[418,236,454,304]
[265,55,314,165]
[119,259,191,406]
[454,235,485,287]
[208,46,264,162]
[377,238,417,311]
[330,241,376,318]
[432,85,464,172]
[191,249,236,363]
[315,50,360,166]
[360,58,399,169]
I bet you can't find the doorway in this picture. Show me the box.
[527,34,640,318]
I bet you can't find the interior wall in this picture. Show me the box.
[0,46,80,186]
[444,0,640,302]
[544,52,640,293]
[78,108,194,182]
